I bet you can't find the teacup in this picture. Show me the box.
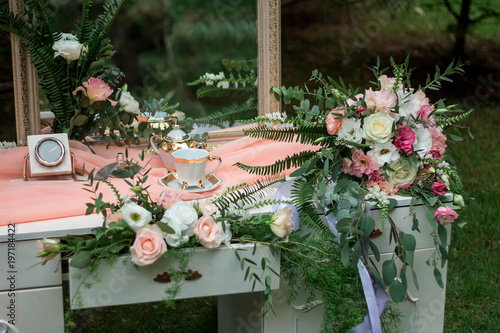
[171,148,222,190]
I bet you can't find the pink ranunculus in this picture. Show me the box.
[105,211,124,228]
[394,125,416,154]
[157,191,182,210]
[193,215,222,249]
[325,108,346,135]
[434,206,458,225]
[73,77,117,106]
[431,180,448,196]
[364,88,397,113]
[427,127,447,159]
[198,198,219,216]
[343,148,379,178]
[130,224,167,266]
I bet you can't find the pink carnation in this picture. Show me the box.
[427,127,447,159]
[431,180,448,196]
[326,108,346,135]
[343,148,379,178]
[434,206,458,225]
[364,88,397,113]
[394,125,416,154]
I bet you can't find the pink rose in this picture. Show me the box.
[105,211,124,228]
[198,198,219,216]
[394,125,416,154]
[157,191,182,210]
[326,108,346,135]
[193,215,222,249]
[343,148,379,178]
[431,180,448,196]
[434,207,458,225]
[73,77,118,105]
[130,224,167,266]
[427,127,447,159]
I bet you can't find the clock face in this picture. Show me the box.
[34,138,65,166]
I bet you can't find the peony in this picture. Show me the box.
[121,202,152,231]
[434,206,458,225]
[161,201,198,236]
[157,191,182,210]
[343,148,379,178]
[193,215,222,249]
[119,91,140,114]
[325,108,346,135]
[198,198,219,216]
[367,141,400,166]
[73,77,117,106]
[413,125,432,158]
[105,211,124,228]
[386,159,418,186]
[36,238,61,265]
[431,180,448,196]
[394,125,416,154]
[162,221,189,248]
[130,224,167,266]
[53,33,84,61]
[338,118,363,147]
[427,127,447,159]
[362,111,395,144]
[364,88,397,113]
[270,207,294,238]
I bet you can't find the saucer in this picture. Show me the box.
[158,172,222,192]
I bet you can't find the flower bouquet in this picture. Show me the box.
[0,0,143,144]
[235,57,476,303]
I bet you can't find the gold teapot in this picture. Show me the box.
[150,122,207,171]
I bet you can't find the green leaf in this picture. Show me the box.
[426,208,438,231]
[382,260,396,286]
[434,267,444,288]
[69,251,92,269]
[389,280,406,303]
[369,240,380,261]
[411,269,419,290]
[351,241,361,269]
[341,243,350,267]
[438,224,448,247]
[401,232,416,252]
[73,115,89,127]
[361,214,375,236]
[155,222,175,234]
[411,215,420,232]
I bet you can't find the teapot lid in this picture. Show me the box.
[165,124,190,142]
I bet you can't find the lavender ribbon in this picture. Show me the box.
[274,179,389,333]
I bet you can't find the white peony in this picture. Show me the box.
[119,91,140,114]
[338,118,363,147]
[367,141,400,166]
[120,202,152,231]
[53,33,85,61]
[362,111,395,144]
[413,125,432,158]
[386,160,418,186]
[160,201,198,236]
[162,222,189,248]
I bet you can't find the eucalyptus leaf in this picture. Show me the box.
[426,208,438,231]
[382,260,396,286]
[69,251,92,269]
[438,224,448,247]
[434,267,444,288]
[156,222,175,234]
[389,280,406,303]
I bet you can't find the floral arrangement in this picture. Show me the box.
[0,0,143,144]
[236,57,476,303]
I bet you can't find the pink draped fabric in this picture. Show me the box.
[0,137,314,226]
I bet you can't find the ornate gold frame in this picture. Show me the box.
[8,0,281,145]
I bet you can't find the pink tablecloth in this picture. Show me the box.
[0,137,314,226]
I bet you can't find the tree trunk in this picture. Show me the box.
[454,0,472,58]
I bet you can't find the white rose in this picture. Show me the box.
[161,201,198,236]
[121,202,152,231]
[413,126,432,158]
[362,112,394,144]
[270,207,294,238]
[53,33,84,61]
[367,141,400,166]
[386,160,418,186]
[162,222,189,248]
[119,91,140,114]
[338,118,363,147]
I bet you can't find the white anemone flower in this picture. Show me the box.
[162,222,189,248]
[121,202,152,231]
[338,118,363,147]
[367,141,400,166]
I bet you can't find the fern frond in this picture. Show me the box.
[235,150,318,176]
[243,125,327,145]
[195,85,255,99]
[90,0,124,40]
[76,0,94,42]
[196,102,257,126]
[27,0,61,44]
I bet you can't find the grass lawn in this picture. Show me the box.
[60,1,500,331]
